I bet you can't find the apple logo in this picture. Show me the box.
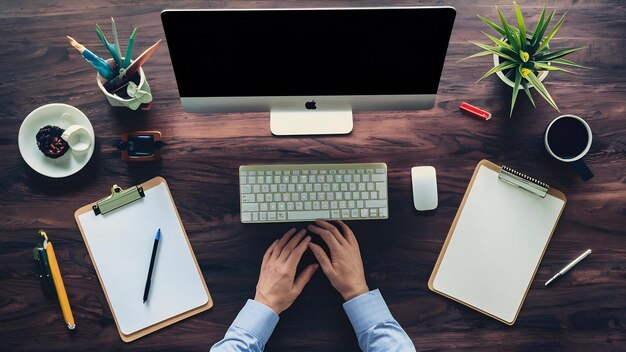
[305,100,317,110]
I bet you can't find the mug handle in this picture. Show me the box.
[572,159,594,181]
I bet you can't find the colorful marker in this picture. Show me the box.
[460,101,492,121]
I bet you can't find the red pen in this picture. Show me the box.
[460,102,492,121]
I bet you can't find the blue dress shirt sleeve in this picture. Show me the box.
[343,289,416,352]
[210,299,279,352]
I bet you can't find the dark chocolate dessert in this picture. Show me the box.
[36,125,69,159]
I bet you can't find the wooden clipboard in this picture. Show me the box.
[428,160,566,325]
[75,177,213,342]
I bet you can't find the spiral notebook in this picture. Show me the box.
[75,177,212,342]
[428,160,566,325]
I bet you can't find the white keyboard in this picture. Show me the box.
[239,163,388,223]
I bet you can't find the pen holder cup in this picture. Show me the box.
[96,59,152,111]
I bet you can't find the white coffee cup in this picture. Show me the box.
[61,125,92,155]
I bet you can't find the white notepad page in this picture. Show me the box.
[433,165,564,323]
[79,182,208,335]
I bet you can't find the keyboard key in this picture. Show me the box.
[376,183,387,199]
[241,203,259,212]
[366,200,387,208]
[242,213,252,222]
[242,194,256,203]
[287,210,330,221]
[241,185,252,193]
[331,210,341,218]
[372,174,386,182]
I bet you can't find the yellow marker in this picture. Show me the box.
[39,230,76,330]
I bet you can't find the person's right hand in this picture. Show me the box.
[307,220,369,301]
[254,228,318,314]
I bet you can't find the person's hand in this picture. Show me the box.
[254,228,319,314]
[307,220,369,301]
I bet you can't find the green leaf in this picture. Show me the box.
[477,61,518,83]
[532,62,574,73]
[526,72,560,112]
[521,80,536,107]
[459,50,494,62]
[530,7,547,46]
[469,41,518,62]
[510,69,523,117]
[513,2,527,50]
[549,58,591,69]
[535,47,586,61]
[537,12,568,53]
[496,5,520,51]
[520,50,529,62]
[480,31,513,50]
[477,15,506,37]
[532,10,556,50]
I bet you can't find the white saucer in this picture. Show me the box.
[18,103,95,178]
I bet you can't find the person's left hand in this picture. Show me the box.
[254,228,319,314]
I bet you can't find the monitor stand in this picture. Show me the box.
[270,103,353,136]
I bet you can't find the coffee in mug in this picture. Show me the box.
[544,114,593,180]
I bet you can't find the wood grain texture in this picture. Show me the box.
[0,1,624,351]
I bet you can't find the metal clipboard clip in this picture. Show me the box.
[498,165,549,198]
[92,184,145,215]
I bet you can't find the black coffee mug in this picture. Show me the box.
[544,114,593,180]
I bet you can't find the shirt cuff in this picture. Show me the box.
[342,289,394,335]
[231,299,280,345]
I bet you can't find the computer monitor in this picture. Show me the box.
[161,7,456,135]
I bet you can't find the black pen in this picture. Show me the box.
[143,228,161,303]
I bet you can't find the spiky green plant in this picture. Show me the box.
[464,2,587,117]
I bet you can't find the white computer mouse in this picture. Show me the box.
[411,166,438,211]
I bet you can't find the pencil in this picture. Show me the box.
[44,237,76,330]
[67,36,115,79]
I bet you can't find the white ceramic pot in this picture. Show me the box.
[96,59,152,110]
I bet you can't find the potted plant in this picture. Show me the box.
[464,2,587,116]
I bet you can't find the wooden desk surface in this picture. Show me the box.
[1,1,624,351]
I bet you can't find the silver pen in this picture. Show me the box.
[545,249,592,286]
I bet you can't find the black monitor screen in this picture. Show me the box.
[162,8,456,97]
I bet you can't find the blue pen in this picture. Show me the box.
[143,228,161,303]
[67,36,116,79]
